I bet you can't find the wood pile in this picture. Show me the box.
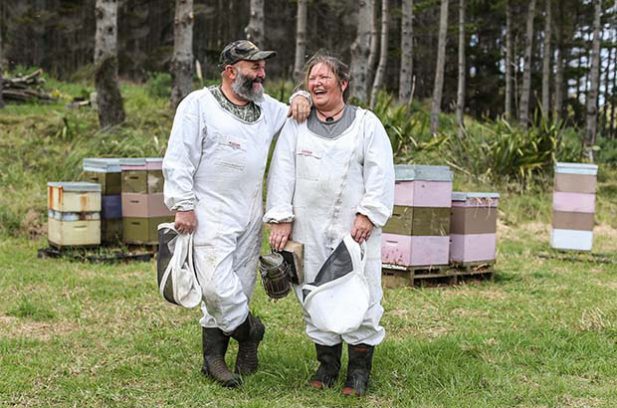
[1,69,55,103]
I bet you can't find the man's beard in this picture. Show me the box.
[231,71,264,102]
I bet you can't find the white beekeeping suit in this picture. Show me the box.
[163,88,288,333]
[264,108,395,346]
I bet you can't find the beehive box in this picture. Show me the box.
[101,218,123,243]
[48,182,101,213]
[381,234,450,267]
[551,162,598,251]
[82,158,123,195]
[382,165,453,268]
[47,210,100,247]
[393,165,453,207]
[449,192,499,264]
[123,216,174,244]
[121,158,164,194]
[121,193,172,218]
[383,206,450,236]
[102,195,122,219]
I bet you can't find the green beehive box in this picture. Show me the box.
[101,218,123,243]
[384,206,450,236]
[82,171,122,195]
[122,170,164,194]
[123,216,174,244]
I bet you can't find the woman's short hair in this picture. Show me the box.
[303,52,351,102]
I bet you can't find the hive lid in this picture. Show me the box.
[452,192,500,201]
[120,158,163,165]
[82,158,123,173]
[47,181,102,192]
[120,157,164,170]
[555,162,598,175]
[394,164,452,181]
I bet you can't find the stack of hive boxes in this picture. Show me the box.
[449,192,499,265]
[551,162,598,251]
[121,158,174,244]
[82,158,123,243]
[47,182,101,247]
[381,165,453,270]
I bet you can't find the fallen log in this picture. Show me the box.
[1,69,55,103]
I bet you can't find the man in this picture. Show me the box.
[162,40,310,388]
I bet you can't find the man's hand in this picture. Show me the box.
[287,93,311,122]
[269,222,293,251]
[351,214,374,244]
[175,210,197,234]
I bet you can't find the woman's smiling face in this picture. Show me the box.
[307,62,347,110]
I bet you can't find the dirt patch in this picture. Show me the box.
[558,395,601,408]
[0,315,78,341]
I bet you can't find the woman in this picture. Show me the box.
[264,53,394,396]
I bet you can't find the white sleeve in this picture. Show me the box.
[356,113,395,228]
[162,94,203,211]
[264,94,290,135]
[263,119,298,223]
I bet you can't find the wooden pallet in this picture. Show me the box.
[537,251,616,264]
[38,245,155,263]
[382,261,494,288]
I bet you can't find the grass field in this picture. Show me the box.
[1,217,616,407]
[1,76,616,407]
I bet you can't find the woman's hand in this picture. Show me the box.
[269,222,293,251]
[351,214,374,243]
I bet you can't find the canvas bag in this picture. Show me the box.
[302,234,370,335]
[156,223,202,308]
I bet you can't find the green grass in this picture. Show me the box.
[2,76,617,406]
[1,222,616,407]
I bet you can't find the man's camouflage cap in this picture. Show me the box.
[219,40,277,68]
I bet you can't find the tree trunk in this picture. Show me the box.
[553,19,564,121]
[399,0,413,103]
[519,0,536,128]
[246,0,264,47]
[170,0,194,110]
[0,14,4,109]
[541,0,551,119]
[370,0,390,108]
[601,32,612,136]
[367,0,380,93]
[609,23,617,139]
[293,0,308,82]
[584,0,602,150]
[456,0,465,137]
[505,0,513,120]
[430,0,449,135]
[95,0,125,129]
[350,0,373,103]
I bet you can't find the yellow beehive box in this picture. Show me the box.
[47,211,101,247]
[47,182,102,212]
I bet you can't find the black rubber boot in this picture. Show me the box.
[231,313,265,375]
[342,344,374,396]
[201,327,242,388]
[308,343,342,389]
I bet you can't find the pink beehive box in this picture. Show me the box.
[393,165,453,207]
[449,192,499,264]
[551,162,598,251]
[381,233,450,268]
[121,193,173,218]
